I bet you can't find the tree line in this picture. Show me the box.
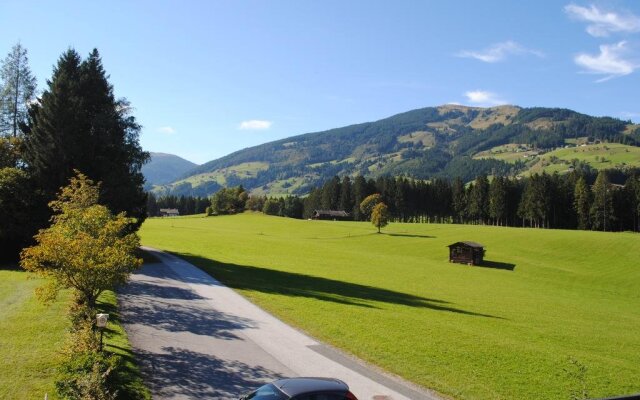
[146,192,211,216]
[298,171,640,231]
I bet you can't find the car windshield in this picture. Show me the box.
[244,384,287,400]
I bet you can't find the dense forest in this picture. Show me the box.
[201,170,640,233]
[297,171,640,232]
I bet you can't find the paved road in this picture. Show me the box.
[118,247,442,400]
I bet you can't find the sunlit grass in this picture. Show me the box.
[140,213,640,400]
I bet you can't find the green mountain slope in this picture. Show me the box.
[142,152,198,188]
[153,105,639,197]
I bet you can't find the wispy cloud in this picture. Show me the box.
[239,120,272,130]
[565,4,640,37]
[157,126,176,135]
[456,41,544,63]
[574,41,637,82]
[464,90,508,107]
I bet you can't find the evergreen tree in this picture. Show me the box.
[321,176,340,209]
[339,176,353,212]
[351,175,368,221]
[451,177,466,223]
[590,170,614,231]
[467,175,489,224]
[573,176,591,230]
[1,43,37,137]
[489,176,507,225]
[22,49,148,226]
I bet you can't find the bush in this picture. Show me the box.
[55,321,121,400]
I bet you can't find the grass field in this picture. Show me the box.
[527,143,640,175]
[0,269,70,399]
[0,267,150,399]
[139,213,640,400]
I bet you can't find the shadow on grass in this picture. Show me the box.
[171,252,503,319]
[133,346,281,398]
[478,260,516,271]
[385,232,435,239]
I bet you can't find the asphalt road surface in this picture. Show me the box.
[118,247,441,400]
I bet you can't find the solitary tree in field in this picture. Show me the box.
[0,43,37,137]
[21,171,141,314]
[371,202,389,233]
[360,193,382,220]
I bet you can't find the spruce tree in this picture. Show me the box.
[22,49,148,226]
[489,176,507,226]
[573,176,591,230]
[451,177,466,224]
[590,171,614,231]
[0,43,37,137]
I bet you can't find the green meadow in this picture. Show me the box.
[0,268,149,399]
[139,213,640,400]
[0,269,70,399]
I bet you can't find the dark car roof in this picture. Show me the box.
[273,377,349,397]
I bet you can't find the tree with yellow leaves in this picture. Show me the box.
[21,171,141,313]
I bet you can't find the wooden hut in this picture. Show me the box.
[159,208,179,217]
[448,241,485,266]
[312,210,350,221]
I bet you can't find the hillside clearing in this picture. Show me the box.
[139,213,640,400]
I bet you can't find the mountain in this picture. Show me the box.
[151,105,640,197]
[142,152,198,188]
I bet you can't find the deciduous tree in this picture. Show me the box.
[20,172,141,312]
[371,202,389,233]
[359,193,382,220]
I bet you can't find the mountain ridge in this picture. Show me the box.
[151,105,639,197]
[142,152,198,188]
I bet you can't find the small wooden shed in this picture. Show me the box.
[448,241,485,266]
[312,210,351,221]
[159,208,179,217]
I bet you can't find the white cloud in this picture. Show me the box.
[464,90,508,107]
[456,41,544,63]
[157,126,176,135]
[565,4,640,37]
[574,41,637,82]
[239,120,272,130]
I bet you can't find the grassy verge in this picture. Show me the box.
[0,261,150,400]
[140,213,640,400]
[0,268,70,399]
[97,290,151,400]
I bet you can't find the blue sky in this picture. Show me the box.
[1,1,639,164]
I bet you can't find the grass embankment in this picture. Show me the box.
[140,213,640,400]
[0,265,150,399]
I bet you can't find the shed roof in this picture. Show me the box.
[313,210,350,217]
[448,241,484,248]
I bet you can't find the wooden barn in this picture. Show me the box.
[159,208,179,217]
[312,210,350,221]
[448,241,485,266]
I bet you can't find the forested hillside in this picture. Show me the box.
[152,105,640,197]
[142,152,198,188]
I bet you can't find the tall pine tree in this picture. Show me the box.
[0,43,37,137]
[590,170,614,231]
[22,49,148,227]
[573,176,591,230]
